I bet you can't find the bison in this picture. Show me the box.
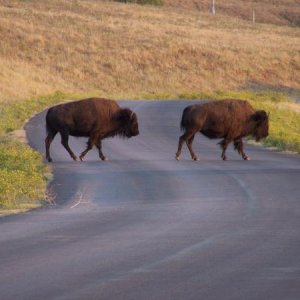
[175,99,269,161]
[45,98,139,162]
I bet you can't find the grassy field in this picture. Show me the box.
[164,0,300,26]
[0,0,299,101]
[0,0,299,211]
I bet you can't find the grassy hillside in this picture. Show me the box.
[0,0,299,102]
[164,0,300,26]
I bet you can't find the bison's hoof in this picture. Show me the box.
[192,157,199,161]
[175,156,180,161]
[47,158,52,163]
[243,156,251,161]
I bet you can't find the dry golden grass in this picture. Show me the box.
[164,0,300,26]
[0,0,299,102]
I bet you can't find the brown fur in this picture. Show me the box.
[176,99,269,161]
[45,98,139,162]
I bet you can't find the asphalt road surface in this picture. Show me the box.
[1,100,300,300]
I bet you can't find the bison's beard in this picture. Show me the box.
[120,127,139,138]
[117,129,133,139]
[255,123,269,142]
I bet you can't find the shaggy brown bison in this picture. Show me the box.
[45,98,139,162]
[176,99,269,161]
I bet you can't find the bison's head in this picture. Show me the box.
[117,108,139,138]
[251,110,269,141]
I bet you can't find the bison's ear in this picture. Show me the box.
[252,110,268,123]
[116,108,132,124]
[130,112,137,121]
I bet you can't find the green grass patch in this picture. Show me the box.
[0,91,72,135]
[0,91,73,210]
[256,102,300,153]
[0,139,47,209]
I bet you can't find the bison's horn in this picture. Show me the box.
[130,111,135,119]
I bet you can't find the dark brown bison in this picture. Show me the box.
[175,99,269,161]
[45,98,139,162]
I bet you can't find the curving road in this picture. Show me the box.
[1,100,300,300]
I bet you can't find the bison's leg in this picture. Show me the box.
[176,131,198,161]
[186,134,199,161]
[79,138,94,161]
[234,139,250,160]
[175,135,185,160]
[45,131,57,162]
[95,140,107,161]
[60,132,77,161]
[219,139,230,161]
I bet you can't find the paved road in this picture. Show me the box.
[1,100,300,300]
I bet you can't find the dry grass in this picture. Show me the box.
[0,0,299,103]
[164,0,300,26]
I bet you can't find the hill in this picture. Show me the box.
[0,0,299,102]
[163,0,300,27]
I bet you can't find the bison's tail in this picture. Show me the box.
[180,106,192,131]
[45,109,55,134]
[45,110,51,133]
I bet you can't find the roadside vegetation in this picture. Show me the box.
[0,92,72,212]
[0,0,299,212]
[0,138,47,211]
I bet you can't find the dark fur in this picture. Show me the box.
[176,99,269,161]
[45,98,139,162]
